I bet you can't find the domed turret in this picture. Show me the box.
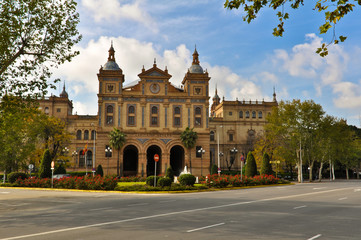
[60,82,68,98]
[103,41,120,70]
[188,47,204,73]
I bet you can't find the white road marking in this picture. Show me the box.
[1,187,353,240]
[127,203,148,207]
[187,222,225,233]
[308,234,322,240]
[354,189,361,192]
[313,187,326,190]
[0,192,10,194]
[338,197,347,201]
[159,200,177,203]
[89,207,113,211]
[0,203,30,207]
[293,205,307,209]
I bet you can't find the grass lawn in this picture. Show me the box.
[117,182,146,186]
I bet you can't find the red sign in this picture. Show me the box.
[154,154,159,162]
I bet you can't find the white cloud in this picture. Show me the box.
[81,0,157,32]
[332,81,361,109]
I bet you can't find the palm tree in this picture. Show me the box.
[109,128,126,177]
[180,127,198,173]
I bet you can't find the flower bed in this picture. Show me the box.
[202,174,280,188]
[13,175,118,190]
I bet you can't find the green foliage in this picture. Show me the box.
[165,167,175,182]
[211,164,218,175]
[157,177,172,187]
[39,149,52,178]
[260,153,273,175]
[109,128,126,176]
[146,176,158,186]
[96,165,104,177]
[224,0,360,56]
[0,0,82,97]
[7,172,28,183]
[245,152,257,177]
[179,174,196,186]
[54,165,66,175]
[180,127,198,149]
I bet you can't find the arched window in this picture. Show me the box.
[150,105,159,126]
[252,111,256,118]
[76,130,82,140]
[151,106,158,114]
[84,130,89,140]
[107,105,113,113]
[174,107,180,115]
[128,106,135,114]
[210,131,215,141]
[245,111,250,118]
[258,111,263,119]
[195,107,201,115]
[239,111,243,118]
[91,130,96,140]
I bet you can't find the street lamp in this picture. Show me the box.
[91,123,96,176]
[105,147,112,175]
[217,125,223,176]
[230,147,238,170]
[197,147,206,176]
[72,150,78,171]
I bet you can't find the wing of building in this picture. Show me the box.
[39,44,277,177]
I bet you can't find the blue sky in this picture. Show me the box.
[52,0,361,127]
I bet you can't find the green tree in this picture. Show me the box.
[109,128,126,177]
[260,153,273,175]
[39,149,52,178]
[0,0,81,97]
[180,127,198,173]
[96,164,104,177]
[224,0,358,56]
[245,151,257,177]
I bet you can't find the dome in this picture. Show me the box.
[189,64,204,73]
[103,60,120,70]
[60,83,68,98]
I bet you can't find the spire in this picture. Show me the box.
[192,47,200,65]
[273,86,277,102]
[108,41,115,62]
[60,81,68,98]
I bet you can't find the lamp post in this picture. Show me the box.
[105,147,112,175]
[217,125,223,176]
[230,147,238,170]
[91,123,96,176]
[197,147,206,176]
[72,150,78,171]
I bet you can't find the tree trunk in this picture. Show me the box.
[318,162,324,182]
[357,167,360,179]
[297,162,302,183]
[309,162,314,182]
[346,167,349,180]
[332,162,335,181]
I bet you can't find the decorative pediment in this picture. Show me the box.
[138,64,172,79]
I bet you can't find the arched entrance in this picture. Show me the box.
[123,145,138,177]
[146,145,161,176]
[170,145,185,176]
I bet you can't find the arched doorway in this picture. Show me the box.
[123,145,138,176]
[146,145,161,176]
[170,145,185,176]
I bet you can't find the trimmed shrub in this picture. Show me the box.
[146,176,159,186]
[165,167,175,182]
[260,153,273,175]
[54,165,66,175]
[158,177,172,187]
[8,172,28,183]
[179,174,196,186]
[96,165,104,177]
[245,152,257,177]
[39,149,52,178]
[210,164,218,175]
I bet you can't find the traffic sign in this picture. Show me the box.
[154,154,159,162]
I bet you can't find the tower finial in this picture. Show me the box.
[108,41,115,61]
[273,86,277,102]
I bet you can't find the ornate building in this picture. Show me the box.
[39,44,277,176]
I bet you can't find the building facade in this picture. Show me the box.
[39,44,277,177]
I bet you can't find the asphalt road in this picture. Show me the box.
[0,181,360,240]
